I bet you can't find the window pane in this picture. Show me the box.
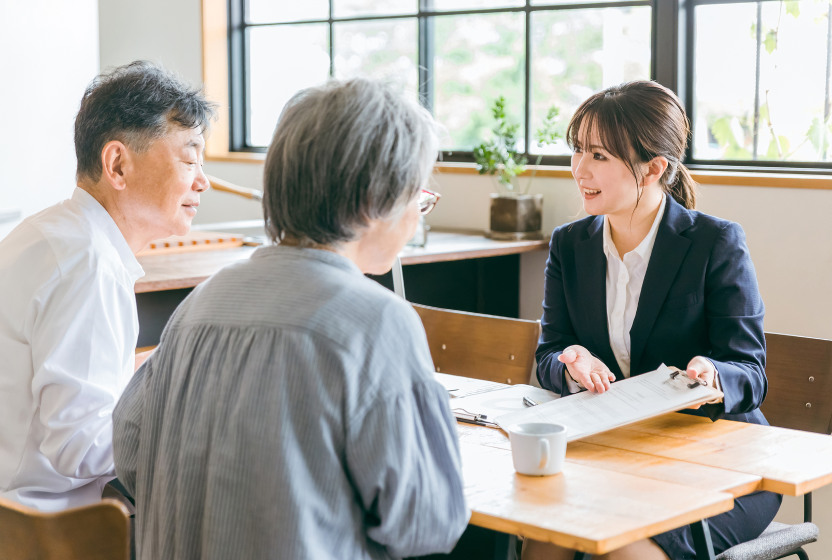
[531,0,624,5]
[432,0,523,10]
[333,0,416,18]
[248,24,330,147]
[530,7,651,155]
[694,1,832,162]
[334,19,418,97]
[248,0,328,23]
[433,12,526,150]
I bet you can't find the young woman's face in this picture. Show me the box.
[570,128,640,217]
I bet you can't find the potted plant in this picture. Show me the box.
[474,98,560,240]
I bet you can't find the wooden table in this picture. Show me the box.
[453,413,832,560]
[135,230,548,293]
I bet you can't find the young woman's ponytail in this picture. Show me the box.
[666,161,697,210]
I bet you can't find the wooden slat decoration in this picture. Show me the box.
[583,413,832,496]
[135,231,244,257]
[456,424,761,498]
[460,442,734,554]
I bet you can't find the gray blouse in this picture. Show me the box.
[113,246,470,560]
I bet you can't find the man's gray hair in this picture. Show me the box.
[263,78,440,246]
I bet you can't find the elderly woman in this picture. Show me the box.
[112,79,469,560]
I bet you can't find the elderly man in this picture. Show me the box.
[0,61,214,511]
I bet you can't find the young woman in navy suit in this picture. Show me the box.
[522,81,780,560]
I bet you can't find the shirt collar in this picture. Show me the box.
[251,244,364,277]
[71,187,145,281]
[602,194,667,264]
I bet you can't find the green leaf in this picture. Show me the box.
[806,116,831,156]
[758,103,769,123]
[765,135,790,159]
[785,1,801,17]
[711,117,736,148]
[764,30,778,54]
[535,105,562,147]
[749,22,757,40]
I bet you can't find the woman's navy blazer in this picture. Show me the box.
[536,195,768,424]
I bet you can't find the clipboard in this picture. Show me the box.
[494,364,724,441]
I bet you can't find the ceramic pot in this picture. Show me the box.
[486,193,544,241]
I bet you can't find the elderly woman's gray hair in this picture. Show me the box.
[263,78,440,246]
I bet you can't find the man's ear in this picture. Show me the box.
[100,141,130,191]
[640,156,669,188]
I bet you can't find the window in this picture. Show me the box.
[230,0,831,171]
[232,0,652,165]
[688,0,832,168]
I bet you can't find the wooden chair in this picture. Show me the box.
[0,497,131,560]
[715,333,832,560]
[411,304,541,385]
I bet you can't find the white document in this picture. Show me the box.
[494,364,723,441]
[433,372,507,398]
[450,384,558,422]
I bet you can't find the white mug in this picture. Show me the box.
[507,422,567,476]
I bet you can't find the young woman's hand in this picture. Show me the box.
[686,356,716,386]
[684,356,716,409]
[558,345,616,393]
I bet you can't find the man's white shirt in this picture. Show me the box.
[0,187,144,511]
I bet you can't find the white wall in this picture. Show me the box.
[0,0,99,239]
[97,0,832,554]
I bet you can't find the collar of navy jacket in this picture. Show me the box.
[575,194,694,380]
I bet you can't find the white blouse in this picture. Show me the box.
[603,195,667,377]
[564,196,665,393]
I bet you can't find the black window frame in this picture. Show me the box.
[228,0,832,173]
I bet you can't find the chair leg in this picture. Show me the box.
[690,520,716,560]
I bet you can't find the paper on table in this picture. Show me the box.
[433,372,507,398]
[450,384,558,422]
[494,364,723,441]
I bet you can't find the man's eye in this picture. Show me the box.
[573,147,583,154]
[593,153,606,161]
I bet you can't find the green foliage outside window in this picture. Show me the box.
[705,0,832,162]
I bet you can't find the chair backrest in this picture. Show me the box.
[761,332,832,435]
[0,497,131,560]
[412,304,541,385]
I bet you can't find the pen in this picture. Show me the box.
[523,396,539,407]
[456,417,499,428]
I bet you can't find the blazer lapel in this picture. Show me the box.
[574,216,621,378]
[629,197,694,374]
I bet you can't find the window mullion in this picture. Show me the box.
[419,0,435,114]
[751,1,762,159]
[524,2,532,158]
[329,0,335,76]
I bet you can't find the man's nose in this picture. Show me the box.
[194,167,209,192]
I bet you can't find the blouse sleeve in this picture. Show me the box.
[344,302,469,557]
[345,379,469,557]
[112,355,149,496]
[702,222,767,416]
